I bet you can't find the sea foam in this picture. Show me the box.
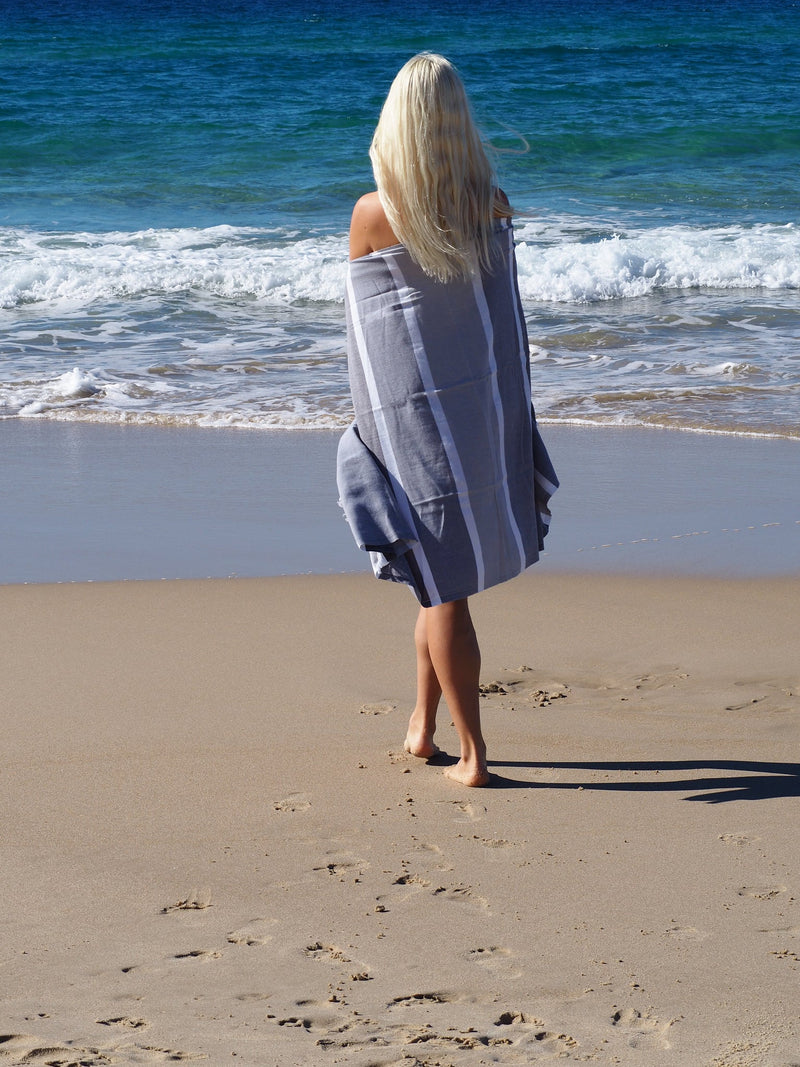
[513,221,800,303]
[0,227,348,309]
[2,221,799,312]
[3,219,799,437]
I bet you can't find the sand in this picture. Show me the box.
[2,568,799,1066]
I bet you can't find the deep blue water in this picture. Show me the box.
[4,0,799,230]
[2,0,799,435]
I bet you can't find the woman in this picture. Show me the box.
[338,53,557,787]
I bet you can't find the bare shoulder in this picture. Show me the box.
[349,192,398,260]
[352,190,383,217]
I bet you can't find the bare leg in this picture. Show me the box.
[404,607,442,759]
[420,598,489,787]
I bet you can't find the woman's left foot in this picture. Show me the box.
[404,735,440,759]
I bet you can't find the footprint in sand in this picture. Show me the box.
[390,991,463,1007]
[173,948,222,961]
[665,925,709,942]
[466,945,522,978]
[227,918,278,946]
[738,884,787,901]
[383,870,490,913]
[132,1047,204,1062]
[718,832,759,846]
[477,835,514,849]
[408,840,452,863]
[303,942,373,982]
[0,1035,69,1061]
[610,1007,676,1049]
[273,792,311,813]
[312,853,369,879]
[0,1033,197,1064]
[275,1010,469,1056]
[274,1000,519,1056]
[410,841,453,872]
[479,680,508,695]
[439,799,486,824]
[374,870,430,910]
[161,890,212,913]
[97,1016,149,1029]
[487,1011,578,1052]
[413,841,441,853]
[393,872,432,888]
[634,667,689,691]
[276,1009,348,1033]
[317,1015,494,1055]
[0,1034,31,1054]
[304,941,352,964]
[431,883,490,911]
[360,701,396,715]
[147,1048,204,1061]
[522,684,569,708]
[0,1039,104,1064]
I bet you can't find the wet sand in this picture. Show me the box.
[3,419,799,583]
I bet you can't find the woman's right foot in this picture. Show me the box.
[444,759,491,787]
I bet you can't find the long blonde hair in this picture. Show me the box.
[369,53,510,282]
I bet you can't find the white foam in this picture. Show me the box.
[0,226,349,310]
[513,220,800,303]
[692,360,752,377]
[53,367,102,397]
[2,219,798,438]
[2,220,799,312]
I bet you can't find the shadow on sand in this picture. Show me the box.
[475,758,800,803]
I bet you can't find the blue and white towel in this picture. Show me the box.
[337,217,558,607]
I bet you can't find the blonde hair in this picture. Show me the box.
[369,53,510,281]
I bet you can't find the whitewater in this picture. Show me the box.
[2,0,799,438]
[2,218,799,436]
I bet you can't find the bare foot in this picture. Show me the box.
[404,735,440,760]
[404,708,439,760]
[444,760,491,787]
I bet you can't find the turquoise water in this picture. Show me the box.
[2,0,799,436]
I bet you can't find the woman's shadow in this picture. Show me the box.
[431,756,800,802]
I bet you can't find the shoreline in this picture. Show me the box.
[4,418,799,584]
[542,416,800,443]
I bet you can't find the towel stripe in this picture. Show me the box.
[345,268,440,604]
[471,268,526,573]
[384,253,487,597]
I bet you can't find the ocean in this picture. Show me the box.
[2,0,799,439]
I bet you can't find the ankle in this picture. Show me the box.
[409,705,436,734]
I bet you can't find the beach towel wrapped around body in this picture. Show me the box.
[337,217,558,608]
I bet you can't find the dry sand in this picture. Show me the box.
[2,570,799,1066]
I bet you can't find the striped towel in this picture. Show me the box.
[337,217,558,607]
